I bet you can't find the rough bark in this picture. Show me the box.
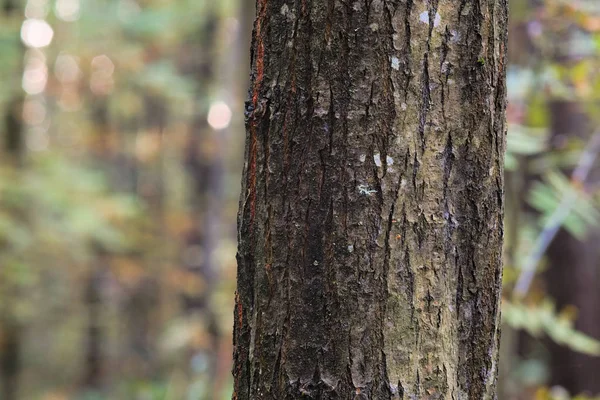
[234,1,507,399]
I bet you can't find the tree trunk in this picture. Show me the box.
[83,265,106,390]
[544,101,600,395]
[0,321,20,400]
[1,3,24,397]
[82,100,111,392]
[234,1,508,399]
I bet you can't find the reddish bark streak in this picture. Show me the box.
[248,0,268,225]
[235,292,243,327]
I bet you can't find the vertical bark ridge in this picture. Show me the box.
[234,0,507,399]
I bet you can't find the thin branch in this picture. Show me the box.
[513,129,600,299]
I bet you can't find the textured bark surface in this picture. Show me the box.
[234,1,507,399]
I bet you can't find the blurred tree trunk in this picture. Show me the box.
[181,21,219,312]
[123,93,165,379]
[82,101,112,391]
[498,2,538,397]
[83,256,106,389]
[544,100,600,395]
[0,317,21,400]
[233,1,507,399]
[179,7,222,394]
[0,96,23,400]
[0,2,24,398]
[0,325,20,400]
[0,91,22,392]
[210,2,256,396]
[110,92,162,382]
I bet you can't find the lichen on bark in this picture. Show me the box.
[234,0,508,399]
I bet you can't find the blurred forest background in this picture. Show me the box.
[1,0,600,399]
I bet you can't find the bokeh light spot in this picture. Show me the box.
[23,98,47,126]
[207,101,232,130]
[25,0,49,19]
[55,53,81,83]
[21,19,54,48]
[26,127,50,152]
[22,53,48,95]
[55,0,80,21]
